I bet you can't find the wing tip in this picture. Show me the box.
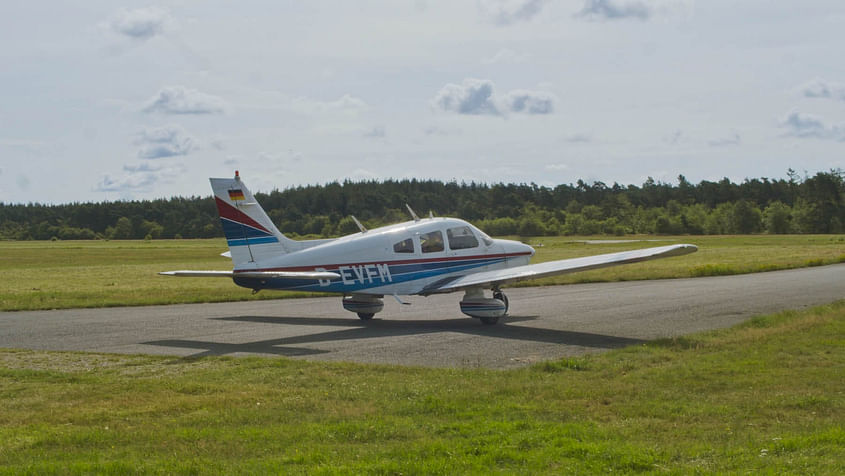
[675,243,698,255]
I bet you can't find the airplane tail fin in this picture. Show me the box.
[210,171,304,266]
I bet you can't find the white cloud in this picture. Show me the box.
[502,89,555,114]
[780,112,845,141]
[708,131,741,147]
[94,171,157,193]
[143,86,226,115]
[105,6,171,40]
[800,78,845,101]
[478,0,548,26]
[135,125,196,159]
[122,162,162,173]
[545,163,569,171]
[431,78,555,116]
[575,0,691,22]
[95,163,185,193]
[432,79,500,115]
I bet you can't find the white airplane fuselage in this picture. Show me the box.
[231,217,534,296]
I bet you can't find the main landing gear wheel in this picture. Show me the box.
[479,315,499,325]
[357,312,375,321]
[493,290,509,313]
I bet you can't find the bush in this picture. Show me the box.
[764,201,793,234]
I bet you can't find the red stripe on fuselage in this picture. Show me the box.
[215,197,271,234]
[233,251,533,273]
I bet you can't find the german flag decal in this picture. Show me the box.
[228,189,245,201]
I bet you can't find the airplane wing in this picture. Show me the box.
[160,270,341,280]
[420,244,697,295]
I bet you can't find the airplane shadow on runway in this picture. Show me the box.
[143,314,644,360]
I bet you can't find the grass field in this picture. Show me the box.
[0,301,842,474]
[1,235,843,311]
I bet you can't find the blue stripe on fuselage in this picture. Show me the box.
[231,256,507,292]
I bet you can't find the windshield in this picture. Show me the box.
[471,225,495,247]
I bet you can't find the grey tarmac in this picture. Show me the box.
[1,264,843,369]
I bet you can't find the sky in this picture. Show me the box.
[1,0,844,204]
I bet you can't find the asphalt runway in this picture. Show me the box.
[1,264,843,369]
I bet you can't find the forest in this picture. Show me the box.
[0,169,842,240]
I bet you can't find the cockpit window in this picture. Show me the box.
[420,230,444,253]
[393,238,414,253]
[446,226,479,250]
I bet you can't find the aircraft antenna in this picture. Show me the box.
[405,204,420,222]
[428,210,434,219]
[350,216,367,233]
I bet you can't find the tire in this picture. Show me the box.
[357,312,375,320]
[480,315,499,325]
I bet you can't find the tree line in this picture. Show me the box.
[1,170,842,240]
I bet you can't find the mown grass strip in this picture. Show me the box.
[1,301,843,474]
[1,235,843,311]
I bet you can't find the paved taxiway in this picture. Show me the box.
[1,264,842,369]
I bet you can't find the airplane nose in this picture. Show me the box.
[500,239,535,257]
[522,241,536,257]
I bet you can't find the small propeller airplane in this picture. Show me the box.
[161,172,698,324]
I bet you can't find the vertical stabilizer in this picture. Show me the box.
[210,171,304,266]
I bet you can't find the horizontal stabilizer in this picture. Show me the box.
[160,270,341,280]
[422,244,698,294]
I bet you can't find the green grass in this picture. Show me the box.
[0,239,330,311]
[1,234,843,311]
[516,234,845,286]
[1,301,843,474]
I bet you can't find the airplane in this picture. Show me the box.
[161,171,698,324]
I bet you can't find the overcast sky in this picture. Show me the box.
[1,1,844,203]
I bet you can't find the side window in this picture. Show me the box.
[393,238,414,253]
[447,226,479,250]
[420,230,444,253]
